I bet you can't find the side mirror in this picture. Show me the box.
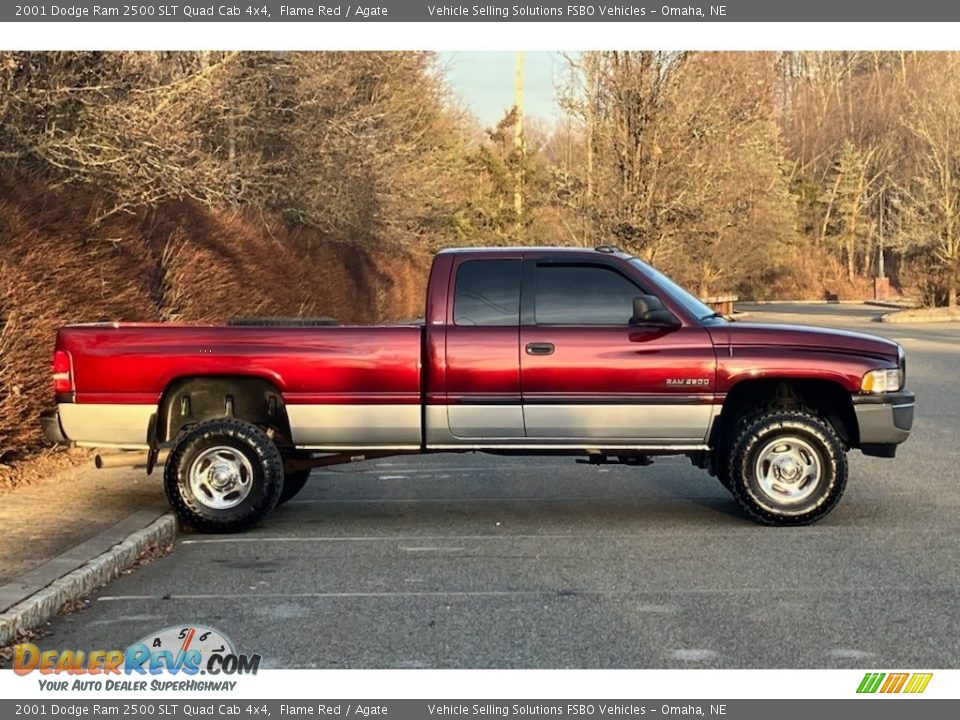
[631,295,681,328]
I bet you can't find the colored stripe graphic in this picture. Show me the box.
[857,672,932,694]
[857,673,885,693]
[903,673,933,694]
[880,673,908,693]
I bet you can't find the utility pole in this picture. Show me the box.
[875,188,889,301]
[514,50,524,237]
[585,55,594,247]
[878,189,885,278]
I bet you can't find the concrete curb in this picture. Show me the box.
[864,300,922,310]
[0,513,177,646]
[743,299,921,309]
[743,299,869,305]
[880,309,960,324]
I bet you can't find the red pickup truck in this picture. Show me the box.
[41,246,914,532]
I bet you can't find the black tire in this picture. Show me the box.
[726,410,848,526]
[164,419,283,533]
[278,469,311,506]
[714,409,770,492]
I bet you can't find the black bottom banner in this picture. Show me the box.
[3,700,957,720]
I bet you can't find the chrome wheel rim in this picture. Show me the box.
[754,435,822,506]
[188,446,254,510]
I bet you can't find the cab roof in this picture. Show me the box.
[437,245,634,259]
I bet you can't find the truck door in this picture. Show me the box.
[520,259,717,444]
[444,256,525,439]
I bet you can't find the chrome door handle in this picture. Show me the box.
[525,342,555,356]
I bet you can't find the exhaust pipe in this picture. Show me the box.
[94,450,168,470]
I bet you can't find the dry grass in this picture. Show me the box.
[0,446,90,495]
[0,171,431,473]
[763,249,879,302]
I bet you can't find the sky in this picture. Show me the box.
[439,51,567,127]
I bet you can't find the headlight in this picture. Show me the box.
[861,368,902,394]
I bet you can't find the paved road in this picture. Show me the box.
[36,305,960,668]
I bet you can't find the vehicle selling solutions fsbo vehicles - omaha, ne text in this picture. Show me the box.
[41,247,915,531]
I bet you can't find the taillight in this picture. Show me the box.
[53,350,73,395]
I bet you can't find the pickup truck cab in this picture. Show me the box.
[41,246,915,531]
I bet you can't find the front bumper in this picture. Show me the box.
[40,408,69,444]
[853,390,915,455]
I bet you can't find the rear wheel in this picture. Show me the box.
[726,410,847,526]
[164,419,283,532]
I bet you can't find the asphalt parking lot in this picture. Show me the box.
[37,304,960,668]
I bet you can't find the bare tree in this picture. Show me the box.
[901,56,960,307]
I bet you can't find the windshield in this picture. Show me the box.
[628,258,717,321]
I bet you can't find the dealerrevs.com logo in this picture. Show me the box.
[857,672,933,694]
[13,625,260,692]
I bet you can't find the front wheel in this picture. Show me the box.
[164,419,284,533]
[726,410,848,526]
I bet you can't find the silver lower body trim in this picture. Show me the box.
[523,403,714,441]
[58,403,153,448]
[426,403,716,446]
[448,404,525,438]
[57,401,718,454]
[425,405,531,445]
[295,444,421,452]
[287,404,421,447]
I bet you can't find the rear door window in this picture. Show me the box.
[453,260,522,326]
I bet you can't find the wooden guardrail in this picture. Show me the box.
[701,294,738,315]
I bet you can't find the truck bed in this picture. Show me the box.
[55,323,423,449]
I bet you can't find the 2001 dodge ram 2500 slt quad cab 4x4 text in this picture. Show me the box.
[41,246,914,531]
